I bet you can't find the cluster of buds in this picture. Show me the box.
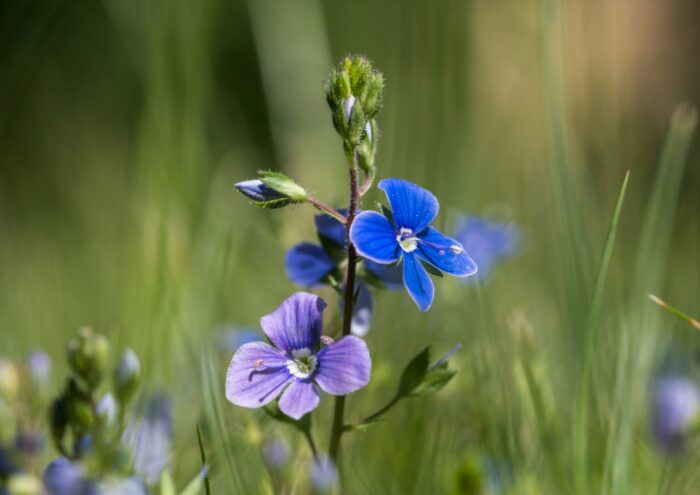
[50,328,141,468]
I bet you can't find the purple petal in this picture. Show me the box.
[403,253,434,312]
[416,227,478,277]
[260,292,326,351]
[315,336,371,395]
[285,243,335,286]
[379,178,438,233]
[350,211,401,264]
[225,342,293,408]
[278,380,320,420]
[315,211,348,246]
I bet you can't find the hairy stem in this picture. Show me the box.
[308,196,347,223]
[328,150,360,462]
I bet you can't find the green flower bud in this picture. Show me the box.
[236,171,308,209]
[114,348,141,405]
[325,55,385,146]
[67,328,111,390]
[71,400,95,430]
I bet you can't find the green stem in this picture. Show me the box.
[304,429,320,461]
[344,396,400,431]
[328,150,360,462]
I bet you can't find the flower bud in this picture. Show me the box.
[115,349,141,405]
[310,456,337,492]
[325,55,384,146]
[26,351,51,388]
[96,393,117,427]
[43,458,89,495]
[67,328,111,389]
[236,171,308,209]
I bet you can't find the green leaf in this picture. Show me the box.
[179,470,205,495]
[410,366,457,396]
[397,346,431,397]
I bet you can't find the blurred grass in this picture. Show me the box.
[1,0,699,493]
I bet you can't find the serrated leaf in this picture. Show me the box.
[397,346,431,397]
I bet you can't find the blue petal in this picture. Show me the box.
[315,210,348,246]
[379,178,438,233]
[416,227,478,277]
[402,253,434,312]
[285,243,336,286]
[365,260,403,289]
[349,211,401,264]
[454,216,521,281]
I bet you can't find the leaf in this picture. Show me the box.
[179,469,206,495]
[397,346,431,397]
[410,366,457,396]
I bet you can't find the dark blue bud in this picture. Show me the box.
[43,457,90,495]
[235,180,284,203]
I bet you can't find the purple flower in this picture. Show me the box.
[350,179,478,311]
[262,438,290,469]
[26,350,51,387]
[310,456,337,492]
[453,216,521,282]
[43,458,92,495]
[652,375,700,454]
[285,210,401,336]
[124,393,172,484]
[225,292,371,420]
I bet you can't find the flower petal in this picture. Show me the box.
[416,227,478,277]
[403,253,434,312]
[379,178,438,233]
[350,211,401,264]
[454,216,521,281]
[365,260,403,289]
[285,243,335,287]
[225,342,293,408]
[315,336,371,395]
[278,380,320,420]
[351,284,373,337]
[315,210,348,246]
[260,292,327,351]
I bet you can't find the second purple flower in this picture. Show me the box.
[225,292,371,420]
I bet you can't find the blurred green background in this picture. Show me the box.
[1,0,699,493]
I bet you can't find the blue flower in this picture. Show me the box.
[350,179,477,311]
[285,210,401,335]
[652,375,700,454]
[453,216,521,282]
[124,393,172,485]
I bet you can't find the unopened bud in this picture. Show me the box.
[115,349,141,405]
[236,171,308,209]
[67,328,111,389]
[27,351,51,388]
[96,393,117,427]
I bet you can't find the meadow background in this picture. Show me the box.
[1,0,700,493]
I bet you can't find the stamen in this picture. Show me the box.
[253,359,264,370]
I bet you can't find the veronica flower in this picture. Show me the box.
[652,375,700,454]
[350,179,477,311]
[225,292,371,420]
[453,216,521,282]
[124,393,172,485]
[42,458,93,495]
[285,211,401,336]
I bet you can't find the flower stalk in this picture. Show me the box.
[328,150,360,462]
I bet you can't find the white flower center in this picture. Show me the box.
[397,228,418,253]
[286,348,318,379]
